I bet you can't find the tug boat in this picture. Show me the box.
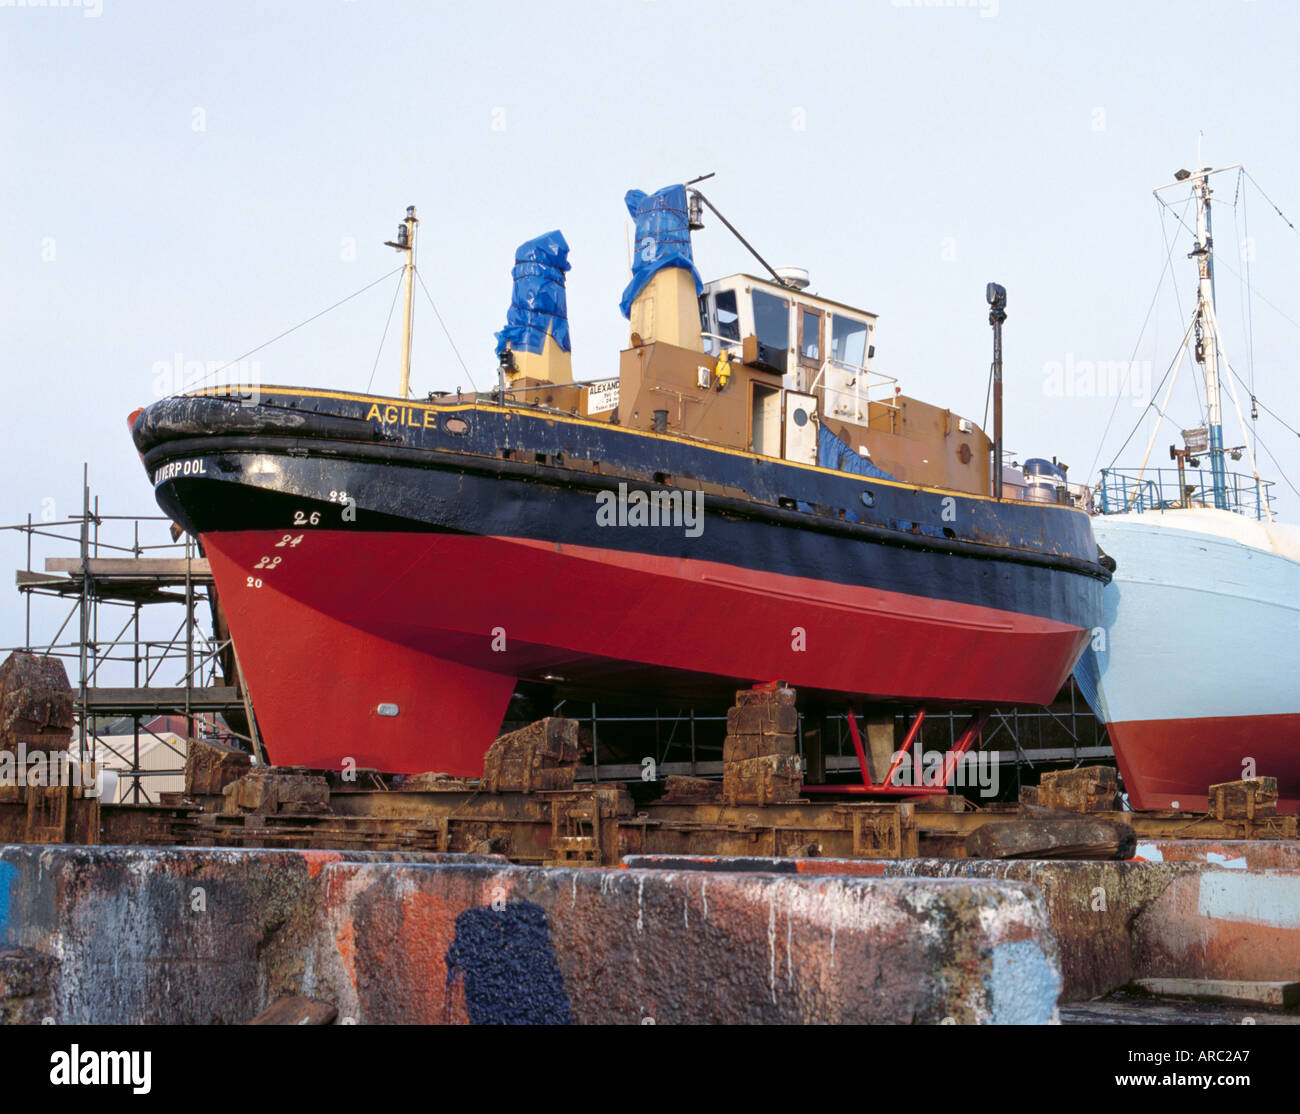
[131,184,1109,775]
[1074,161,1300,814]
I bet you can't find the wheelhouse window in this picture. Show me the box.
[751,289,789,352]
[831,315,869,368]
[800,309,821,362]
[715,289,741,343]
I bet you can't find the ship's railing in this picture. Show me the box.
[496,375,623,415]
[811,359,900,425]
[1002,475,1095,513]
[1097,466,1274,520]
[700,331,745,357]
[499,374,618,395]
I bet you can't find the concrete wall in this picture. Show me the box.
[13,842,1291,1021]
[0,845,1062,1025]
[0,847,487,1024]
[625,852,1300,1001]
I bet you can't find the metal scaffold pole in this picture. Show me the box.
[2,468,252,803]
[78,464,91,769]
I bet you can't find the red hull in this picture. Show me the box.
[1109,714,1300,815]
[205,529,1089,775]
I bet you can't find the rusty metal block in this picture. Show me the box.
[25,785,69,842]
[1036,765,1119,813]
[1208,777,1278,820]
[659,775,722,805]
[222,767,330,816]
[724,754,803,806]
[67,795,100,845]
[481,717,580,794]
[722,687,800,803]
[967,817,1136,860]
[732,685,796,709]
[726,702,798,736]
[721,733,760,763]
[723,731,796,763]
[2,731,72,758]
[0,651,73,746]
[402,771,479,792]
[185,736,252,797]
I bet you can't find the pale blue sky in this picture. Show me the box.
[3,0,1299,650]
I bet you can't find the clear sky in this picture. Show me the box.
[3,0,1299,651]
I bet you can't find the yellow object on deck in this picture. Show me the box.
[715,348,732,388]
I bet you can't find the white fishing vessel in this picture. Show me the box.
[1074,155,1300,813]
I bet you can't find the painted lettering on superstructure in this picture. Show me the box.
[365,402,438,429]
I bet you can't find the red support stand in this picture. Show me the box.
[803,706,989,797]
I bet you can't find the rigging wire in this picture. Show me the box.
[415,269,479,392]
[190,266,405,393]
[1223,176,1249,445]
[1097,331,1186,474]
[1086,196,1189,482]
[1157,192,1300,335]
[1161,196,1190,324]
[365,270,406,395]
[1227,363,1300,439]
[1244,169,1300,238]
[1098,171,1300,507]
[1159,196,1204,426]
[1111,182,1295,481]
[1241,171,1259,455]
[981,358,992,433]
[1249,427,1300,503]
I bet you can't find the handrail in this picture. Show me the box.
[1097,466,1274,520]
[700,331,743,357]
[810,358,900,424]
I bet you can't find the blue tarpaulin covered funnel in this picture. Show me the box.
[619,184,703,320]
[494,230,572,358]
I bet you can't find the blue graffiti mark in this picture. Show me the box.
[445,901,572,1024]
[0,860,17,942]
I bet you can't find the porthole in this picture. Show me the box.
[443,416,469,435]
[860,490,875,508]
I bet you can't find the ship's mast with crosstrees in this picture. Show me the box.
[384,205,419,400]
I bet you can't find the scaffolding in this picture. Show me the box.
[3,467,256,803]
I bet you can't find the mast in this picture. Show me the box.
[1189,170,1228,509]
[986,283,1007,500]
[384,206,419,398]
[1138,156,1265,517]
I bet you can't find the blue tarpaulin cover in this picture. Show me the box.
[619,184,703,319]
[817,425,897,481]
[494,229,572,358]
